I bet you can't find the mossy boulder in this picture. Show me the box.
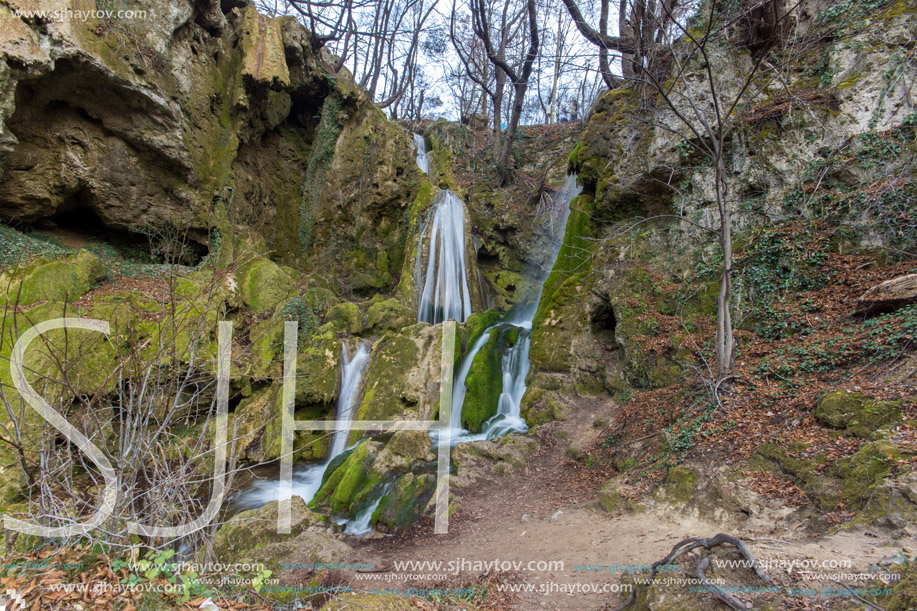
[519,383,570,427]
[237,257,295,313]
[355,324,442,424]
[373,430,434,471]
[452,434,539,484]
[663,465,701,503]
[365,298,414,334]
[312,440,384,516]
[212,497,350,576]
[373,472,435,533]
[815,391,901,438]
[296,329,342,405]
[0,249,106,306]
[325,301,363,334]
[529,272,594,373]
[213,496,322,559]
[598,477,626,512]
[461,326,502,432]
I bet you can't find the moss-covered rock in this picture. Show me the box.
[295,329,342,405]
[0,249,106,306]
[312,440,384,516]
[598,477,626,512]
[815,391,901,438]
[237,257,295,313]
[461,326,502,432]
[663,465,701,503]
[373,472,435,533]
[374,430,435,471]
[452,434,539,484]
[213,496,322,559]
[325,301,363,334]
[355,324,442,425]
[323,594,416,611]
[212,497,350,575]
[365,298,414,334]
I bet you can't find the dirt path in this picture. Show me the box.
[333,399,911,611]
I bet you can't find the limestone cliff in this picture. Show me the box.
[0,0,422,285]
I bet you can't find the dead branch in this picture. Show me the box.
[612,533,770,611]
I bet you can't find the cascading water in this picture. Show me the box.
[445,174,582,445]
[413,133,431,177]
[417,189,474,324]
[231,342,371,511]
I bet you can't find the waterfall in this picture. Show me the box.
[446,174,582,445]
[231,342,371,511]
[413,133,431,177]
[337,482,394,536]
[417,190,474,324]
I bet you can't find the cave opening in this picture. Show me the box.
[591,301,617,344]
[31,191,208,266]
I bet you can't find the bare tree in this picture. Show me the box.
[608,0,796,383]
[469,0,540,183]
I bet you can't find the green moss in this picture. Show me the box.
[462,326,502,432]
[312,441,384,516]
[300,92,347,256]
[374,472,435,533]
[529,272,594,372]
[463,309,501,349]
[886,562,917,611]
[237,257,294,313]
[534,193,596,327]
[325,302,363,334]
[355,333,421,421]
[598,477,624,512]
[212,496,323,561]
[323,594,416,611]
[815,391,901,438]
[295,330,342,405]
[365,299,413,334]
[0,249,106,306]
[753,440,911,513]
[664,465,700,502]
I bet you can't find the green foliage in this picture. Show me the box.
[300,93,346,257]
[279,294,321,346]
[753,304,917,382]
[125,549,215,604]
[735,226,830,339]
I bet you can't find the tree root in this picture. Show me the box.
[611,533,770,611]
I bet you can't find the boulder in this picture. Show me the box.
[212,497,350,570]
[0,250,106,305]
[325,301,363,334]
[854,274,917,315]
[815,391,901,438]
[237,257,294,313]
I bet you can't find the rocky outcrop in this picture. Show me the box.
[0,0,424,291]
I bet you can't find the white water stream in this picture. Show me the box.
[417,189,474,324]
[442,174,582,445]
[413,133,431,177]
[232,343,371,511]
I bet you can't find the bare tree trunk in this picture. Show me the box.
[714,152,734,383]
